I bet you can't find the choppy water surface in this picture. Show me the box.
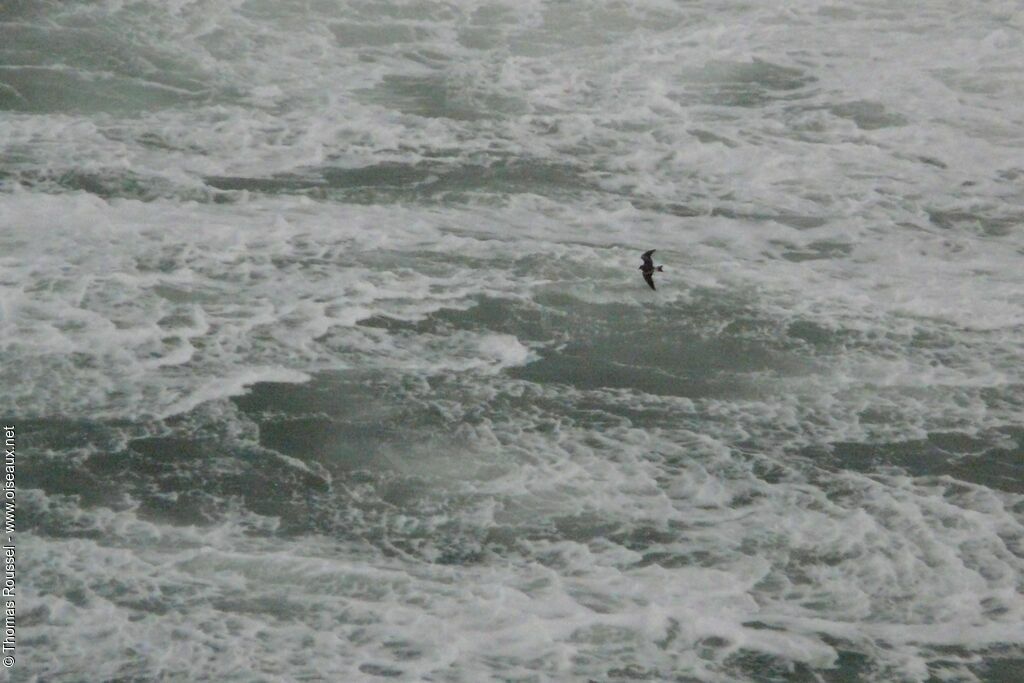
[3,0,1024,681]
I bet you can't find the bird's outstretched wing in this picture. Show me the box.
[641,249,655,268]
[643,270,656,290]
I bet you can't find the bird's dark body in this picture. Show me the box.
[639,249,663,290]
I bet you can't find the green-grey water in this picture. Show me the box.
[3,0,1023,681]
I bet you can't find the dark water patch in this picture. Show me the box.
[605,663,662,680]
[511,348,717,397]
[433,157,592,194]
[13,414,333,533]
[915,645,1024,683]
[808,639,879,683]
[9,168,219,202]
[829,100,908,130]
[972,655,1024,683]
[918,155,947,169]
[629,198,704,218]
[204,173,326,193]
[0,21,211,90]
[0,66,206,113]
[356,315,424,333]
[926,208,1021,237]
[817,5,860,20]
[822,429,1024,493]
[322,163,434,187]
[776,239,853,262]
[786,319,838,347]
[232,378,397,471]
[234,371,446,436]
[455,26,501,50]
[907,326,959,352]
[359,663,404,678]
[606,524,678,551]
[0,0,47,20]
[628,199,829,227]
[256,416,395,473]
[123,434,329,525]
[406,293,802,401]
[330,22,431,47]
[229,375,504,542]
[4,37,217,144]
[411,295,567,345]
[207,163,432,194]
[723,650,824,683]
[689,129,740,147]
[14,419,148,523]
[132,130,195,153]
[205,157,596,202]
[14,416,133,454]
[362,73,526,120]
[681,59,817,108]
[711,206,828,229]
[511,326,787,399]
[551,515,622,544]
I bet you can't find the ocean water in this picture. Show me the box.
[3,0,1024,681]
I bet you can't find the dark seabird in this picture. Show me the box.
[639,249,663,290]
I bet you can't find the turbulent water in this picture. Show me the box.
[3,0,1024,681]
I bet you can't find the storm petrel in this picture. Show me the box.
[639,249,663,290]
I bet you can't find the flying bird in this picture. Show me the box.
[639,249,663,290]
